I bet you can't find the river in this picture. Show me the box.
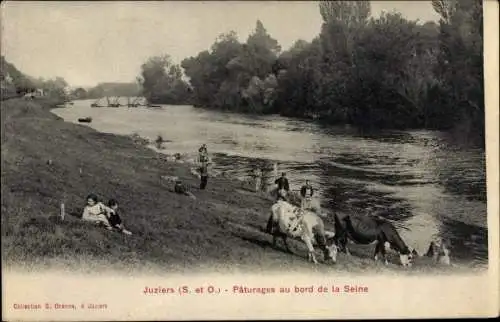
[53,99,488,266]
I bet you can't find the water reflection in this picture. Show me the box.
[53,100,488,264]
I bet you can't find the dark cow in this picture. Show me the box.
[333,212,416,266]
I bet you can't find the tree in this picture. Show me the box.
[245,20,281,79]
[71,87,88,99]
[1,56,36,94]
[319,0,371,27]
[182,21,281,112]
[431,0,457,24]
[182,51,218,106]
[432,0,484,139]
[139,55,191,104]
[176,2,482,143]
[349,13,430,128]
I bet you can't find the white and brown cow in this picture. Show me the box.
[265,200,338,264]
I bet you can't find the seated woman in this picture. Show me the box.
[106,199,133,235]
[81,193,113,230]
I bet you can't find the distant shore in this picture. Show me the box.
[1,98,485,275]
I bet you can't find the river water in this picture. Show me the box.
[53,100,488,266]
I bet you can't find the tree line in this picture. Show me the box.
[1,56,69,100]
[82,82,142,100]
[138,0,484,142]
[0,58,141,101]
[2,0,483,143]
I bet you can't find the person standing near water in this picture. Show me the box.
[199,163,209,190]
[300,180,314,210]
[275,172,290,201]
[261,162,278,193]
[198,144,209,165]
[252,166,262,192]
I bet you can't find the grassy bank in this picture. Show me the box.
[1,98,483,275]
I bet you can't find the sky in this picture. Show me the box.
[1,1,440,88]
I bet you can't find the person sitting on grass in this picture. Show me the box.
[106,199,133,235]
[174,180,197,199]
[81,193,113,230]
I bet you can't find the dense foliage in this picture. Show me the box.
[85,82,142,99]
[137,55,192,104]
[1,56,69,100]
[138,0,484,142]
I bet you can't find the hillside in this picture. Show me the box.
[0,98,482,275]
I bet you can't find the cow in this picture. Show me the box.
[333,212,416,267]
[266,200,338,264]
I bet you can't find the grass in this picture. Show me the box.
[1,98,485,275]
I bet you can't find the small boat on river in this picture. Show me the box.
[78,117,93,123]
[91,98,104,107]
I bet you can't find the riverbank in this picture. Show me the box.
[1,98,484,275]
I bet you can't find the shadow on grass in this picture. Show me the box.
[236,234,272,249]
[69,208,83,219]
[22,214,89,230]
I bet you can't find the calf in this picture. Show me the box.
[426,239,451,266]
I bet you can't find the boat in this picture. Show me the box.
[78,117,93,123]
[91,98,103,107]
[138,97,148,106]
[127,96,140,107]
[107,96,121,107]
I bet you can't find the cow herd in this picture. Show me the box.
[265,200,450,268]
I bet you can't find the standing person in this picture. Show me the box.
[198,144,209,165]
[199,163,209,190]
[275,172,290,201]
[300,180,314,210]
[252,166,262,192]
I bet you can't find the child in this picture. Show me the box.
[106,199,133,235]
[300,180,314,210]
[252,167,262,193]
[198,144,209,165]
[81,193,113,230]
[174,180,197,199]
